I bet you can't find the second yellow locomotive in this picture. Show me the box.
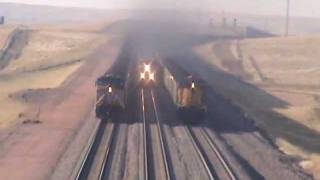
[162,59,206,121]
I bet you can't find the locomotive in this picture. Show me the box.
[162,58,206,121]
[95,41,132,120]
[138,60,161,87]
[95,75,126,119]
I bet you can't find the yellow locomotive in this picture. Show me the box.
[138,60,162,87]
[162,59,206,121]
[95,75,126,120]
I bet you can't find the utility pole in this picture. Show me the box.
[222,10,226,27]
[285,0,290,36]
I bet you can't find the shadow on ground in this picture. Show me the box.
[101,19,320,155]
[157,29,320,155]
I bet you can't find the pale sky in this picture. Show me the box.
[0,0,319,18]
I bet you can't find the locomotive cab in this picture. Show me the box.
[95,75,126,119]
[138,60,161,87]
[177,76,206,121]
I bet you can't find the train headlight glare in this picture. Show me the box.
[191,82,195,89]
[140,72,145,80]
[144,63,151,73]
[150,72,155,81]
[108,87,112,93]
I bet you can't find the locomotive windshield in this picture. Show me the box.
[96,75,125,89]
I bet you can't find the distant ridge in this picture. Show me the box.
[245,26,275,38]
[0,2,115,24]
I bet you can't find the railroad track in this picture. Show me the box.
[185,126,237,180]
[201,128,237,180]
[74,121,117,180]
[74,88,235,180]
[141,88,171,180]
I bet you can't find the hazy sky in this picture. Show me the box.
[1,0,319,18]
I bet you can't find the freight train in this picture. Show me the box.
[137,57,206,121]
[95,75,126,119]
[95,50,206,122]
[161,58,206,121]
[138,60,162,87]
[95,42,132,120]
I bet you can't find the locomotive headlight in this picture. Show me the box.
[140,72,145,80]
[108,86,112,93]
[191,82,195,89]
[149,72,155,81]
[144,63,151,73]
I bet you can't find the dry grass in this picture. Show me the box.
[0,29,107,75]
[239,36,320,86]
[0,27,108,129]
[29,20,117,33]
[0,25,17,49]
[0,62,82,128]
[194,35,320,178]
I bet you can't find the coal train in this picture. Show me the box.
[137,57,206,121]
[138,60,162,87]
[95,42,132,120]
[161,58,206,121]
[95,52,206,121]
[95,75,127,119]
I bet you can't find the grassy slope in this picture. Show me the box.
[0,27,107,128]
[1,29,106,75]
[0,26,16,49]
[194,36,320,178]
[0,63,81,128]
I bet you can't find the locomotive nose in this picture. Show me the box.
[140,72,145,80]
[144,63,151,73]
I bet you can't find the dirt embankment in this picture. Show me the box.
[0,19,124,179]
[0,29,30,70]
[0,26,109,129]
[0,27,16,49]
[194,35,320,179]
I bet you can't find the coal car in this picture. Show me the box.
[162,59,206,121]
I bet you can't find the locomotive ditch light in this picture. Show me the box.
[108,86,112,93]
[149,72,155,81]
[144,63,151,73]
[191,82,195,89]
[140,72,145,80]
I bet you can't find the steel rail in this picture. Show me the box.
[74,120,101,180]
[201,128,237,180]
[185,126,215,180]
[98,123,116,180]
[141,88,149,180]
[151,90,171,180]
[74,95,116,180]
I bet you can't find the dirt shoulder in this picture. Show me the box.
[0,35,121,179]
[0,20,123,179]
[0,26,17,49]
[193,36,320,179]
[0,27,109,129]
